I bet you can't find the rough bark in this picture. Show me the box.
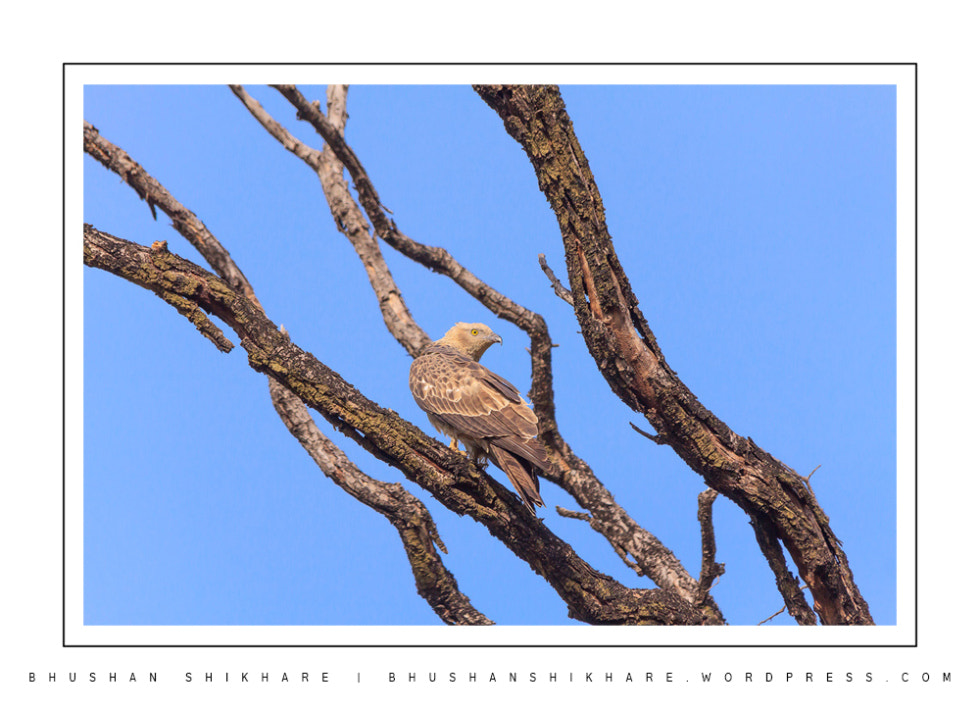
[474,84,873,626]
[695,490,725,609]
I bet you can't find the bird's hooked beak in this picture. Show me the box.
[487,332,503,346]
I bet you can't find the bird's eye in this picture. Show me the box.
[471,329,479,336]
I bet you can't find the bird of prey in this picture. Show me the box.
[409,322,552,514]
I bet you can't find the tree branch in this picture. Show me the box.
[84,224,720,626]
[84,121,261,308]
[750,514,817,625]
[695,489,724,607]
[475,83,872,625]
[538,252,574,305]
[228,85,321,169]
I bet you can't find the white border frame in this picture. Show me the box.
[65,63,915,647]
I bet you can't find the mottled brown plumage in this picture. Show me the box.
[409,322,551,514]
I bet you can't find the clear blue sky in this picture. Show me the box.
[82,83,896,627]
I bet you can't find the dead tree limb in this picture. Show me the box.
[695,490,724,608]
[83,223,720,626]
[475,83,872,625]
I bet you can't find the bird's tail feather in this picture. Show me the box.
[488,442,544,513]
[493,436,555,478]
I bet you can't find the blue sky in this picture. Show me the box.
[82,83,896,627]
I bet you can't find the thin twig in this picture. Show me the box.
[538,253,574,305]
[556,506,590,521]
[630,421,666,444]
[758,606,786,625]
[758,586,810,625]
[803,464,822,496]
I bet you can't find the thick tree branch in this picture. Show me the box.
[84,224,720,626]
[84,121,261,308]
[475,83,872,625]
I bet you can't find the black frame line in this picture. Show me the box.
[65,61,916,648]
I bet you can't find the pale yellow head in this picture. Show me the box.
[436,322,502,361]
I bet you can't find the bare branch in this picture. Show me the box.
[84,121,260,309]
[83,224,719,626]
[538,253,574,305]
[229,85,320,169]
[758,585,810,626]
[695,489,725,606]
[758,606,786,626]
[158,287,235,353]
[803,464,822,496]
[475,83,872,626]
[630,421,667,445]
[749,514,817,625]
[315,85,430,356]
[325,84,349,131]
[555,507,590,521]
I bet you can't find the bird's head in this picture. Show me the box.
[438,322,502,361]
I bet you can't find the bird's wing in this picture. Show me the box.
[409,344,537,441]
